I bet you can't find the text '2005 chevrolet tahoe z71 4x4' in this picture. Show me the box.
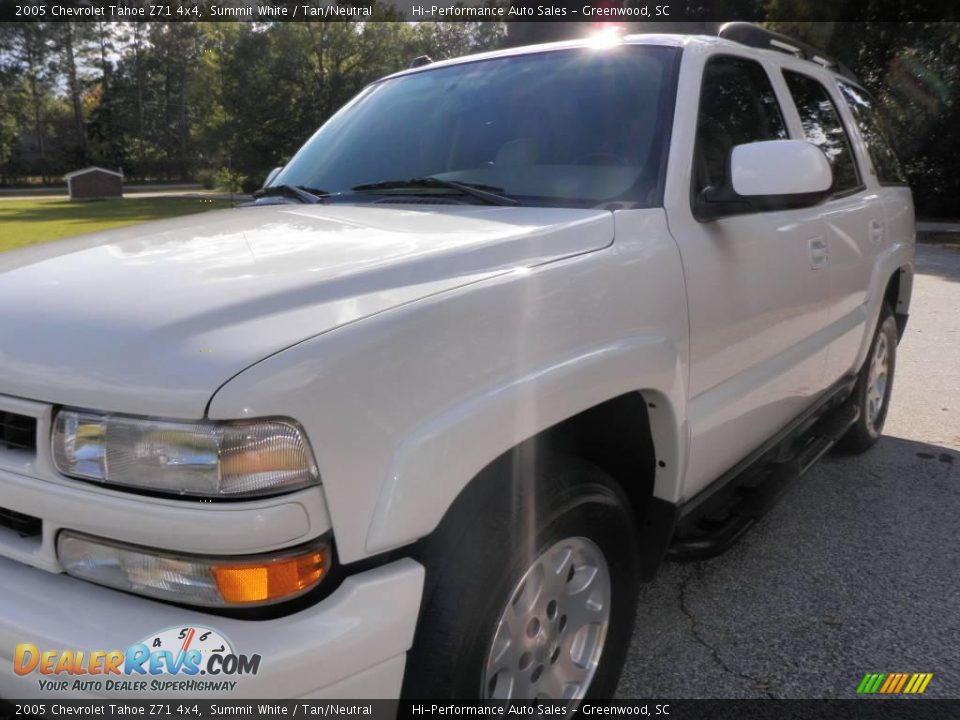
[0,24,913,701]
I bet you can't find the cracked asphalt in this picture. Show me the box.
[617,243,960,700]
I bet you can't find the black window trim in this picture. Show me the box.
[781,67,867,200]
[651,46,684,209]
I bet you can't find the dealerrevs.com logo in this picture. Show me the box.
[14,626,261,693]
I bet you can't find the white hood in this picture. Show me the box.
[0,203,613,416]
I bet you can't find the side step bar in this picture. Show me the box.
[667,402,860,562]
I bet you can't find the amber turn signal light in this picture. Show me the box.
[213,549,328,604]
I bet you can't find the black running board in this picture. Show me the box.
[667,402,859,562]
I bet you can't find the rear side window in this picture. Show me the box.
[694,56,788,194]
[837,82,908,185]
[783,70,861,193]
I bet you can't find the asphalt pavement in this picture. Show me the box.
[618,243,960,699]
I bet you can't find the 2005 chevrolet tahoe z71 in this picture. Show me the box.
[0,24,914,701]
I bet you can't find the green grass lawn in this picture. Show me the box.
[0,196,234,253]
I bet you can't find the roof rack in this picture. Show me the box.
[410,55,433,69]
[718,22,859,83]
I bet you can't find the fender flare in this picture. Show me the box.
[364,335,688,554]
[854,243,914,370]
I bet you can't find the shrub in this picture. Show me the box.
[195,169,216,190]
[213,168,247,194]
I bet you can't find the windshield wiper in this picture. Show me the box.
[351,177,517,206]
[253,184,329,204]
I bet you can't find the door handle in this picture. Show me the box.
[869,219,885,244]
[809,237,828,269]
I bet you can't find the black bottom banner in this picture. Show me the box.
[3,700,960,720]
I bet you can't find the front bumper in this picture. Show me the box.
[0,556,424,700]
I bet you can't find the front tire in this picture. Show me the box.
[402,453,640,700]
[840,303,898,453]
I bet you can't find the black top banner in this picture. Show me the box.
[1,0,958,22]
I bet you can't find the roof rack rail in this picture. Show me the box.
[718,22,859,83]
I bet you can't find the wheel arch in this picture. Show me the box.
[883,264,913,340]
[494,391,660,525]
[383,386,684,584]
[363,337,688,558]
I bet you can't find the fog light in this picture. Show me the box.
[57,531,330,607]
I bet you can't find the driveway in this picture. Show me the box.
[618,243,960,699]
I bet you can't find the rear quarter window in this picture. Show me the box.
[837,82,908,185]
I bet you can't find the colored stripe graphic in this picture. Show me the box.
[893,673,910,693]
[906,673,934,694]
[856,673,886,694]
[858,672,933,694]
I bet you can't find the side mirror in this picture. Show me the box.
[694,140,832,222]
[263,166,283,188]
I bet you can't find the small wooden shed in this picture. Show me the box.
[65,166,123,200]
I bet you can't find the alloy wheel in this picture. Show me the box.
[482,536,611,700]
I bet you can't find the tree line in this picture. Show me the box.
[0,17,956,216]
[0,19,505,191]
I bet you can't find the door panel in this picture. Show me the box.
[678,210,831,495]
[781,70,880,384]
[668,53,831,499]
[820,194,880,381]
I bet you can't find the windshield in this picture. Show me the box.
[272,44,680,208]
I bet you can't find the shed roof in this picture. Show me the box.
[65,166,123,180]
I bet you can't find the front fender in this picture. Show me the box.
[207,208,689,563]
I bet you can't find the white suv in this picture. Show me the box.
[0,24,913,701]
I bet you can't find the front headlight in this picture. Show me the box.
[52,410,319,498]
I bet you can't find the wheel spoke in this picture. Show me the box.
[549,546,574,584]
[561,593,605,636]
[512,563,545,615]
[488,630,516,672]
[557,636,592,683]
[487,669,515,700]
[511,669,533,700]
[533,666,564,700]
